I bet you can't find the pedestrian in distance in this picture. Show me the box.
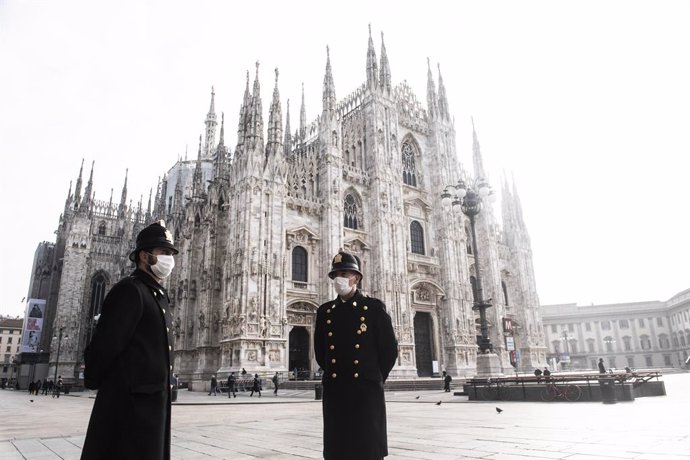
[249,373,261,397]
[542,367,551,381]
[314,250,399,460]
[272,372,279,396]
[35,379,42,395]
[598,358,606,374]
[227,373,237,398]
[443,371,452,392]
[80,221,178,460]
[208,375,219,396]
[53,376,63,398]
[533,368,543,383]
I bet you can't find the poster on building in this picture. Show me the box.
[20,299,46,353]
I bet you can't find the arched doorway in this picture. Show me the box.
[414,312,434,377]
[289,326,310,380]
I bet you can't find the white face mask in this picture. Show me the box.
[332,276,354,296]
[149,254,175,279]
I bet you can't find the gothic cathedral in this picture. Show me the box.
[31,30,547,386]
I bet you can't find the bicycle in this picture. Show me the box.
[540,380,581,402]
[477,380,513,401]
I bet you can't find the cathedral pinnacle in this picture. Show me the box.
[426,57,438,119]
[437,63,450,120]
[366,24,378,90]
[322,46,336,115]
[299,82,307,142]
[284,98,292,156]
[204,86,218,158]
[471,117,487,180]
[379,31,391,94]
[267,67,283,158]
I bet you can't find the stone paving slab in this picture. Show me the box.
[0,373,688,459]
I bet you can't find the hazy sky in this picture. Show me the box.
[1,0,689,317]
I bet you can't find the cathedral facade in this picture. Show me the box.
[30,31,547,386]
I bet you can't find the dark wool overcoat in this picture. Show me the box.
[314,290,398,460]
[81,269,174,460]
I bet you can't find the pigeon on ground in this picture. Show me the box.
[496,407,503,414]
[435,401,442,406]
[29,400,34,403]
[415,396,420,399]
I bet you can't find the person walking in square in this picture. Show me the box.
[314,250,399,460]
[272,372,279,396]
[443,371,452,392]
[227,372,236,398]
[208,375,219,396]
[249,373,261,397]
[80,221,178,460]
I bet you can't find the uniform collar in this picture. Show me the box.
[336,289,363,304]
[132,269,166,292]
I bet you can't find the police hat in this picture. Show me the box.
[328,250,362,279]
[128,220,179,262]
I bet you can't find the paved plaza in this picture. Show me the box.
[0,373,688,459]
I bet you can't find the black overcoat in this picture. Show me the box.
[314,290,398,460]
[81,269,174,460]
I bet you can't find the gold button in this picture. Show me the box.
[354,373,359,378]
[355,344,360,349]
[331,358,336,364]
[328,332,333,337]
[162,308,166,314]
[327,319,331,324]
[168,346,172,351]
[354,360,359,365]
[170,365,173,370]
[357,330,362,335]
[332,373,337,378]
[327,309,331,314]
[166,327,170,332]
[360,317,365,322]
[330,345,335,350]
[332,304,336,308]
[353,301,357,306]
[364,306,368,311]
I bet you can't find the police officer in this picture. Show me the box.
[314,250,398,460]
[81,220,177,460]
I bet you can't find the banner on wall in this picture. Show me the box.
[20,299,46,353]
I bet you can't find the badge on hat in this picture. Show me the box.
[333,253,342,263]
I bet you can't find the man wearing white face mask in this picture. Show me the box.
[314,250,398,460]
[82,220,178,460]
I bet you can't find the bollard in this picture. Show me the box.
[315,384,323,400]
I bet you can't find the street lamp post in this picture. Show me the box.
[442,177,503,377]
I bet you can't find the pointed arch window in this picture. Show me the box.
[410,221,425,255]
[401,141,417,187]
[89,273,107,319]
[344,193,360,230]
[97,221,106,236]
[88,273,107,343]
[292,246,308,283]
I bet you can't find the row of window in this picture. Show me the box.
[553,332,689,354]
[550,316,666,334]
